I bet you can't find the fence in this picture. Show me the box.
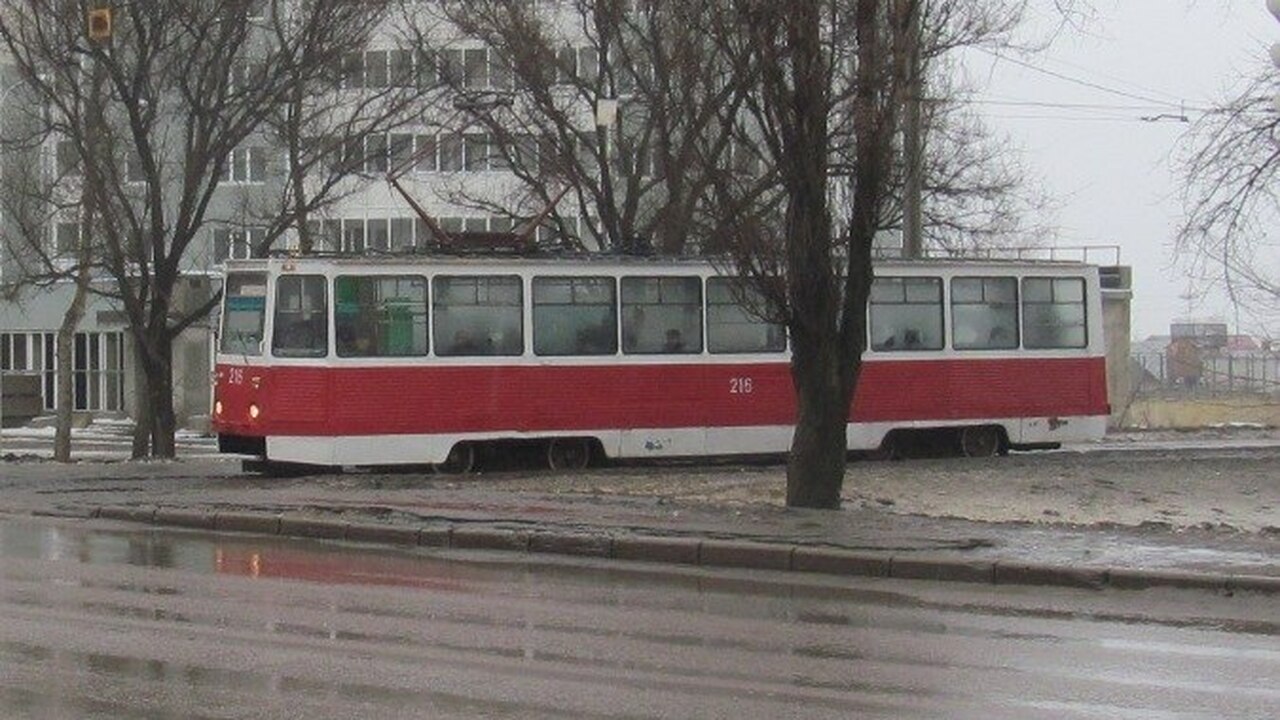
[1132,350,1280,396]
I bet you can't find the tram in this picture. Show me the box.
[212,254,1109,472]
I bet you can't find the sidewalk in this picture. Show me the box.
[4,434,1277,595]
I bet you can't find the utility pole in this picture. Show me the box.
[52,3,110,461]
[901,1,924,259]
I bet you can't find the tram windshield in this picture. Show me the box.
[220,272,268,356]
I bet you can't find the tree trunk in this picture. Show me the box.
[131,359,152,459]
[786,341,850,507]
[134,328,177,459]
[149,353,178,458]
[780,0,847,509]
[53,279,89,463]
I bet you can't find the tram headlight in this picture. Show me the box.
[214,400,223,416]
[248,403,261,420]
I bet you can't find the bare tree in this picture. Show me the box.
[432,0,756,253]
[694,0,915,508]
[1178,65,1280,328]
[0,0,394,458]
[427,0,1075,507]
[433,0,1057,263]
[911,68,1058,253]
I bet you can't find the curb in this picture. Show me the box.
[90,505,1280,596]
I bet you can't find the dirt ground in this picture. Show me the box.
[468,430,1280,536]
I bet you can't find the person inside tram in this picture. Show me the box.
[451,328,484,355]
[663,328,685,353]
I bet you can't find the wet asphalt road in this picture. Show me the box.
[0,516,1276,719]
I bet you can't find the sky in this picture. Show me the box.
[966,0,1274,340]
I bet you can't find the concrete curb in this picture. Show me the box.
[89,505,1280,596]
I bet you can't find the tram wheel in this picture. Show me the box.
[433,443,476,474]
[865,434,901,461]
[546,437,592,471]
[959,426,1002,458]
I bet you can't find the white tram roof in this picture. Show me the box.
[225,253,1102,277]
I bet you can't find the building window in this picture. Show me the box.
[463,134,490,172]
[342,219,365,253]
[439,49,464,86]
[56,139,81,177]
[439,134,463,172]
[364,50,389,89]
[125,154,149,183]
[221,146,268,183]
[390,217,415,251]
[463,48,488,89]
[364,133,388,173]
[413,134,438,172]
[621,276,703,354]
[389,49,415,87]
[54,222,80,258]
[2,331,125,413]
[367,218,389,252]
[341,52,364,89]
[213,227,267,262]
[869,277,943,351]
[389,133,413,174]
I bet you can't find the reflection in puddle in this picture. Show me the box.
[0,518,474,593]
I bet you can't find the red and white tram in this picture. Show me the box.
[212,254,1109,471]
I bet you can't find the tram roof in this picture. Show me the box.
[225,250,1103,274]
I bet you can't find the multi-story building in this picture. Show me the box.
[0,3,608,429]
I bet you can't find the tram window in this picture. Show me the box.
[532,276,617,356]
[707,278,786,354]
[334,275,428,357]
[220,272,267,356]
[1022,277,1087,349]
[433,275,523,356]
[951,277,1018,350]
[620,276,703,354]
[869,277,943,351]
[272,274,328,358]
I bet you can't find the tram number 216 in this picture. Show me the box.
[729,377,754,395]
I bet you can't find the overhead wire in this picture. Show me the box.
[970,47,1214,123]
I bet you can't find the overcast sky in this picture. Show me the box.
[966,0,1272,340]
